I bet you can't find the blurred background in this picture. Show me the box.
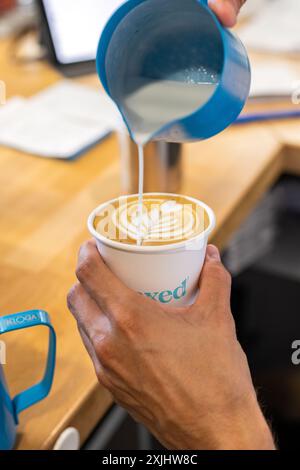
[1,0,300,451]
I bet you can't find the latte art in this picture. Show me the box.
[118,199,197,244]
[94,195,209,246]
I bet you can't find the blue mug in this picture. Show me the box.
[97,0,251,142]
[0,310,56,450]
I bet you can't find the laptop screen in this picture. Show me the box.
[42,0,124,64]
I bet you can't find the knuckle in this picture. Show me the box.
[92,334,114,365]
[79,239,95,254]
[76,256,94,282]
[76,240,98,281]
[67,284,80,312]
[210,262,231,285]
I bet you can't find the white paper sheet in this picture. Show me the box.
[239,0,300,53]
[250,60,300,98]
[0,81,120,159]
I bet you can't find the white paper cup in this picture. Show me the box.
[88,193,216,306]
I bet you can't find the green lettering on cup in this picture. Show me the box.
[159,290,173,304]
[144,292,159,301]
[173,278,187,300]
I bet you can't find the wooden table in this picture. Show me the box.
[0,37,300,449]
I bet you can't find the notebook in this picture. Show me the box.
[0,81,120,159]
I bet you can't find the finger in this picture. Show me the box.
[194,245,232,311]
[78,327,106,381]
[67,282,109,342]
[208,0,245,27]
[76,240,133,317]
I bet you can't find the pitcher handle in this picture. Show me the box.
[0,310,56,422]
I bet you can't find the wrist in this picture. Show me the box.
[213,393,276,450]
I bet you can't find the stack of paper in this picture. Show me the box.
[238,0,300,98]
[239,0,300,54]
[249,59,300,98]
[0,81,120,159]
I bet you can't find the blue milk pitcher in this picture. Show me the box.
[96,0,251,142]
[0,310,56,450]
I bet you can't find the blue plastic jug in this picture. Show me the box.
[0,310,56,450]
[97,0,251,143]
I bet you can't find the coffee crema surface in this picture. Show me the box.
[94,195,209,246]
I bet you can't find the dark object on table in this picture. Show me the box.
[37,0,98,77]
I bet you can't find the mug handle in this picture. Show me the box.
[0,310,56,423]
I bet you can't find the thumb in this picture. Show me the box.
[208,0,245,27]
[194,245,232,311]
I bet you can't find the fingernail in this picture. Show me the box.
[206,245,221,261]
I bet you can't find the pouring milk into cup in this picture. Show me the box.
[88,0,251,305]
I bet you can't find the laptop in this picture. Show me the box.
[38,0,124,77]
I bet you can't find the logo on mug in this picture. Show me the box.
[3,313,39,328]
[143,277,188,303]
[0,341,6,365]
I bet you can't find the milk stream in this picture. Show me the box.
[126,80,218,245]
[137,144,144,246]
